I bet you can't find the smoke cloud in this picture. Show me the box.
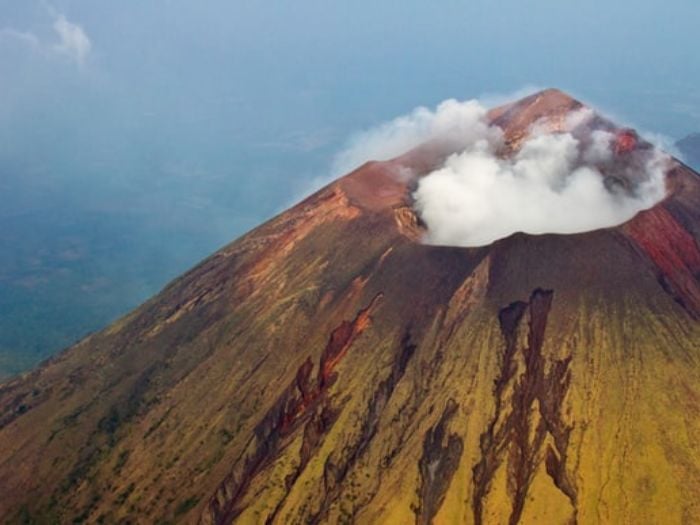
[414,108,668,246]
[331,99,500,176]
[0,9,91,67]
[0,28,41,48]
[52,14,91,66]
[333,97,670,247]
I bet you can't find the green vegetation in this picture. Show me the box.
[114,450,130,473]
[174,496,199,517]
[115,483,136,506]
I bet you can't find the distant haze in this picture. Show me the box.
[0,0,698,375]
[677,134,700,170]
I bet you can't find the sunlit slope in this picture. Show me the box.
[1,89,700,524]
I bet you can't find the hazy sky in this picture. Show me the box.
[2,1,699,225]
[0,1,699,371]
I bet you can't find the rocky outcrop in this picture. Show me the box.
[472,289,576,525]
[415,398,463,525]
[624,206,700,317]
[205,294,382,524]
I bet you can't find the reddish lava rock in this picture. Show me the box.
[614,128,638,155]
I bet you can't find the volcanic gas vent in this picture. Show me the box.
[331,90,671,247]
[413,107,669,247]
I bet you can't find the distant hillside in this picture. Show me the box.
[677,132,700,170]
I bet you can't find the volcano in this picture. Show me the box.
[1,89,700,524]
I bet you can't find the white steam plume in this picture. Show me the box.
[332,97,670,247]
[52,13,91,67]
[331,99,500,176]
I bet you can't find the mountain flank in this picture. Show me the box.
[2,89,700,524]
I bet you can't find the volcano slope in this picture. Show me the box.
[2,89,700,525]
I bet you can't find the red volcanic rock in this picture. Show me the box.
[614,128,638,155]
[318,293,382,387]
[624,206,700,317]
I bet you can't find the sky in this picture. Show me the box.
[0,0,699,374]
